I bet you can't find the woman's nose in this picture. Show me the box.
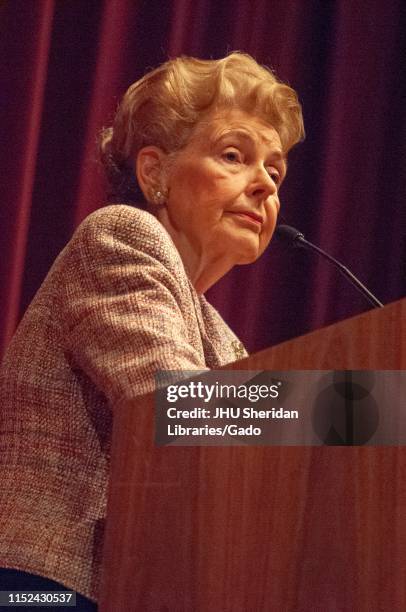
[247,166,277,199]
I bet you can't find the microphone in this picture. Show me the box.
[275,224,384,309]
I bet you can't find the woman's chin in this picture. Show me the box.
[233,243,263,265]
[236,253,260,265]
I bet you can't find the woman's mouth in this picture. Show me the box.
[228,211,263,228]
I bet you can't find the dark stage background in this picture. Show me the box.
[1,0,405,358]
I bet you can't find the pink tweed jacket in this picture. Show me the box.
[0,204,247,603]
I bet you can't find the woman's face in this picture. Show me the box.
[156,108,286,287]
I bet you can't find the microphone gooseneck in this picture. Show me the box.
[275,224,384,309]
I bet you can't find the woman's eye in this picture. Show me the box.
[222,149,242,163]
[268,169,281,184]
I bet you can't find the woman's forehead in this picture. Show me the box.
[191,108,283,153]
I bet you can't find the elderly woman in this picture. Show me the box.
[0,53,303,608]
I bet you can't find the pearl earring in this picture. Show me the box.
[152,189,167,205]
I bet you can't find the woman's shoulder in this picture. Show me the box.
[77,203,167,242]
[71,203,183,270]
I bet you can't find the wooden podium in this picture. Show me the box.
[99,299,405,611]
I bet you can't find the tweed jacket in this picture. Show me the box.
[0,204,247,603]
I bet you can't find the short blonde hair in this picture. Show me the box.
[99,52,304,203]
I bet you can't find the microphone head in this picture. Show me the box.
[274,224,305,246]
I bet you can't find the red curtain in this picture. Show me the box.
[1,0,405,357]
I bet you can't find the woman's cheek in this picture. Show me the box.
[260,211,278,248]
[265,200,279,232]
[259,229,272,253]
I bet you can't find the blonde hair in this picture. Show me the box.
[99,52,304,203]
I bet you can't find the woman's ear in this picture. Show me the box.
[135,146,168,204]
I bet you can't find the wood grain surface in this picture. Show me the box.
[100,299,406,611]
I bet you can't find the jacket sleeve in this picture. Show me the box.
[61,206,206,406]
